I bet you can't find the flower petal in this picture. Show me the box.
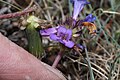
[58,39,64,44]
[66,29,72,40]
[50,34,60,41]
[84,14,96,22]
[63,40,75,48]
[73,0,90,20]
[40,28,57,36]
[57,26,67,36]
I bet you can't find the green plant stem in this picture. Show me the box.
[68,0,73,16]
[83,42,95,80]
[26,24,43,58]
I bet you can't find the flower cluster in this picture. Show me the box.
[40,0,97,50]
[40,26,74,48]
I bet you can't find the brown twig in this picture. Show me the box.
[0,7,36,19]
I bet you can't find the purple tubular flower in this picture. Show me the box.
[40,27,57,36]
[72,0,90,20]
[84,14,96,22]
[50,26,74,48]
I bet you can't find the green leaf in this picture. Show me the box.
[26,15,43,58]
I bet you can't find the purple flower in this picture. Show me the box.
[40,0,96,50]
[40,27,57,36]
[50,26,74,48]
[72,0,90,20]
[40,26,75,48]
[84,14,96,22]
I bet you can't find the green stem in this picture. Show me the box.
[26,24,43,58]
[83,42,95,80]
[68,0,73,16]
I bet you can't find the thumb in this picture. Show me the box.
[0,33,66,80]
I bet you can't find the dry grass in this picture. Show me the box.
[0,0,120,80]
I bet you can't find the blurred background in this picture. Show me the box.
[0,0,120,80]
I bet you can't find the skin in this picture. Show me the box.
[0,33,66,80]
